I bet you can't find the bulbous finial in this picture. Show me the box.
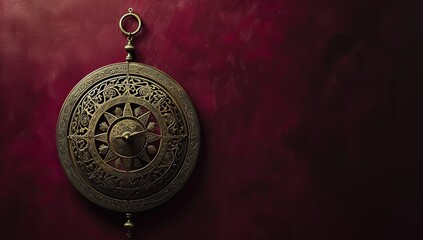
[125,41,135,62]
[124,213,134,239]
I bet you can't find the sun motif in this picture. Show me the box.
[93,102,161,171]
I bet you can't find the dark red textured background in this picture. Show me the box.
[1,0,423,239]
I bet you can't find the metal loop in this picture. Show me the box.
[119,11,142,36]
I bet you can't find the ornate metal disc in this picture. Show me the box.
[56,62,200,212]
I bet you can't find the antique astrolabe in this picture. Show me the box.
[56,8,200,238]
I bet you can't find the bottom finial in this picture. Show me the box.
[124,213,134,239]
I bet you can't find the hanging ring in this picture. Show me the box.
[119,10,142,36]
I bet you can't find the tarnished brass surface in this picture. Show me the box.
[56,62,200,212]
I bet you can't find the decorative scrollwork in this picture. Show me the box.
[57,63,200,212]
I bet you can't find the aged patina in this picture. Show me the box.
[56,9,200,215]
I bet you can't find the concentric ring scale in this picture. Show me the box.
[57,62,200,212]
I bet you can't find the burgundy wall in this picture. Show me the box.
[1,0,422,239]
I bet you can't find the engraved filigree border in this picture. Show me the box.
[57,63,200,212]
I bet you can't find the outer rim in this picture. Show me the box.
[56,62,200,212]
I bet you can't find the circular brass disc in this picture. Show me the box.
[56,63,200,212]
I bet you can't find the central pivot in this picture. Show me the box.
[108,118,147,158]
[122,131,132,141]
